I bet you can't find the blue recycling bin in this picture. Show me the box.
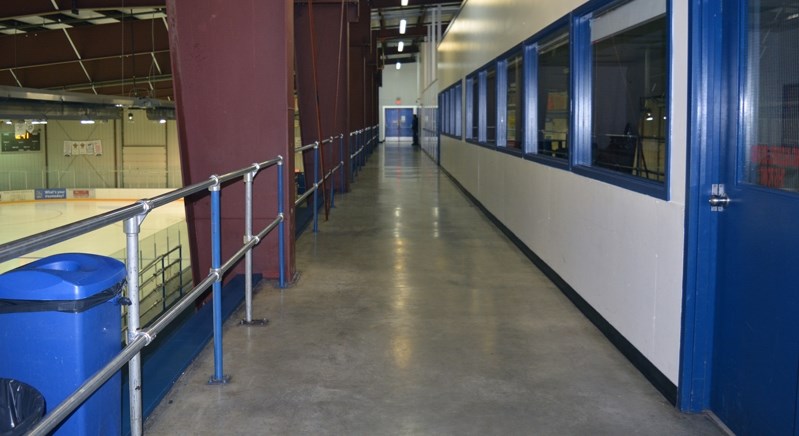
[0,253,126,435]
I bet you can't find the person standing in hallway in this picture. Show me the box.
[412,113,419,146]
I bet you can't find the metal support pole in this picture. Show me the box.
[239,168,267,326]
[278,157,286,288]
[339,134,345,193]
[329,137,335,209]
[243,171,254,323]
[313,141,319,233]
[350,133,354,179]
[124,212,146,436]
[208,177,229,384]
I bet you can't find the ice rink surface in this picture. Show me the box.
[0,199,186,273]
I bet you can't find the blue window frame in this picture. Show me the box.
[572,0,670,198]
[440,81,463,138]
[467,74,479,141]
[523,19,571,168]
[454,82,462,137]
[477,70,486,143]
[497,48,524,152]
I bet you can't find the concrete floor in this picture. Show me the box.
[144,143,722,435]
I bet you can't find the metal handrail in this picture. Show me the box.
[18,156,286,436]
[0,157,281,264]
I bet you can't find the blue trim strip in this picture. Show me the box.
[679,0,724,413]
[525,153,570,171]
[524,43,537,155]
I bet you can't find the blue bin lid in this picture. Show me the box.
[0,253,126,301]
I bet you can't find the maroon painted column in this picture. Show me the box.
[166,0,296,285]
[295,0,352,203]
[349,0,371,178]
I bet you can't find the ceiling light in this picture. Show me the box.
[401,0,408,5]
[128,112,134,121]
[159,119,167,124]
[4,121,11,125]
[399,19,406,34]
[398,41,404,52]
[396,61,401,70]
[81,119,95,125]
[31,120,47,125]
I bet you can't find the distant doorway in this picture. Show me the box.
[384,108,414,141]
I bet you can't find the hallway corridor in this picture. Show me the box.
[145,143,721,435]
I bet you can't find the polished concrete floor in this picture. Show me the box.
[145,143,722,435]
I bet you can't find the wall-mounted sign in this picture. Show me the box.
[34,189,67,200]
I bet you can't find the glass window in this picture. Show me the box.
[486,65,497,144]
[440,92,447,134]
[468,76,478,140]
[506,52,524,149]
[744,0,799,192]
[538,29,570,159]
[449,89,456,135]
[455,83,463,137]
[590,0,668,182]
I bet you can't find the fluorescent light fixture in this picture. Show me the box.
[4,121,11,125]
[399,19,406,34]
[398,41,404,52]
[80,119,95,125]
[31,120,47,125]
[159,119,167,124]
[396,61,401,70]
[401,0,408,5]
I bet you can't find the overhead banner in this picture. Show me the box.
[64,140,103,156]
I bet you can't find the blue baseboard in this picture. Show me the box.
[121,274,258,435]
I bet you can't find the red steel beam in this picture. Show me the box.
[167,0,295,284]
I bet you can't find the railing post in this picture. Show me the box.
[339,133,345,194]
[329,136,335,209]
[208,175,229,384]
[360,129,365,169]
[313,141,319,233]
[349,132,354,179]
[243,168,255,324]
[124,211,147,436]
[278,156,285,288]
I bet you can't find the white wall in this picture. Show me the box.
[426,0,690,383]
[379,62,421,140]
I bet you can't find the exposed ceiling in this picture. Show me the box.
[371,0,462,65]
[0,0,462,102]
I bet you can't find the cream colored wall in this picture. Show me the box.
[427,0,690,383]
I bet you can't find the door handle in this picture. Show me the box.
[709,183,730,211]
[708,194,730,207]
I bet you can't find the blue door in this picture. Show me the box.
[385,108,413,139]
[711,1,799,433]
